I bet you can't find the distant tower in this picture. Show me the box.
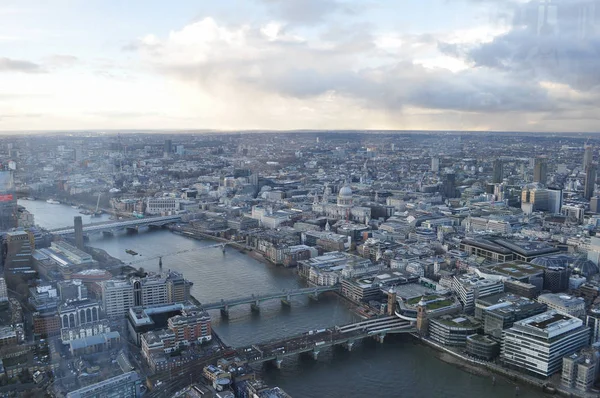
[584,144,593,169]
[164,139,172,158]
[584,163,597,200]
[533,157,548,186]
[492,159,503,184]
[74,216,84,250]
[431,157,440,173]
[416,298,429,335]
[159,256,163,273]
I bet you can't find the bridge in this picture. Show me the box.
[200,286,340,317]
[48,215,182,236]
[237,316,416,368]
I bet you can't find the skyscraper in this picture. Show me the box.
[584,163,597,200]
[431,157,440,173]
[164,139,172,155]
[0,171,17,232]
[584,144,593,169]
[533,157,548,185]
[492,159,503,184]
[74,216,84,250]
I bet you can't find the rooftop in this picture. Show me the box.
[485,261,545,279]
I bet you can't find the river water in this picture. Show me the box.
[20,200,550,398]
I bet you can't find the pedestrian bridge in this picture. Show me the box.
[49,215,182,236]
[201,286,339,316]
[238,316,416,367]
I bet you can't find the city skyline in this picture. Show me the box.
[2,0,600,132]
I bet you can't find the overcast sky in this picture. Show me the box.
[1,0,599,132]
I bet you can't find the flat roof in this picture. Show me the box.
[485,261,545,279]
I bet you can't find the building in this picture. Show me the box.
[146,197,180,215]
[33,312,61,338]
[429,315,481,346]
[66,371,141,398]
[459,238,513,263]
[0,326,18,347]
[132,276,168,307]
[533,157,548,185]
[466,334,500,360]
[501,311,590,377]
[58,300,101,328]
[585,163,597,200]
[164,139,172,155]
[0,171,17,231]
[452,274,504,313]
[128,303,185,345]
[50,241,94,265]
[586,306,600,343]
[537,293,586,317]
[503,280,540,299]
[101,280,135,318]
[431,157,440,173]
[3,230,35,276]
[0,277,7,304]
[492,159,503,184]
[57,279,88,302]
[74,216,84,250]
[561,348,600,392]
[543,267,570,293]
[167,309,212,345]
[584,144,593,169]
[482,297,547,338]
[61,319,111,344]
[165,271,192,303]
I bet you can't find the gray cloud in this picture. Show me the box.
[0,57,44,73]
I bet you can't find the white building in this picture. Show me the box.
[0,278,7,303]
[502,311,590,377]
[101,280,134,318]
[537,293,586,317]
[146,197,180,215]
[452,273,504,313]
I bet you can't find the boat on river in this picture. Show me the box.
[125,249,138,256]
[46,199,60,204]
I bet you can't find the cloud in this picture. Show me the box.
[44,54,78,68]
[0,57,44,73]
[258,0,350,26]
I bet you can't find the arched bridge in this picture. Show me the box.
[201,286,339,316]
[48,215,182,236]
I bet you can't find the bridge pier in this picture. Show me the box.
[102,230,114,237]
[251,300,260,313]
[281,294,292,307]
[274,358,283,369]
[376,332,386,344]
[220,303,229,318]
[126,226,138,234]
[308,293,319,302]
[312,349,320,360]
[346,340,355,352]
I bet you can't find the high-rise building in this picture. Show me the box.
[132,276,168,307]
[584,163,597,200]
[101,280,135,318]
[584,144,593,169]
[543,267,570,293]
[431,157,440,173]
[0,277,7,303]
[3,230,35,276]
[492,159,503,184]
[164,139,172,155]
[74,216,84,250]
[533,157,548,185]
[442,173,457,198]
[502,311,590,377]
[0,171,17,232]
[590,196,600,213]
[165,271,192,304]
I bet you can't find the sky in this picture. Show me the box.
[1,0,600,132]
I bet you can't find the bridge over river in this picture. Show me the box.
[200,286,339,317]
[48,215,182,236]
[237,316,416,368]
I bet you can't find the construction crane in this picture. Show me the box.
[126,243,227,265]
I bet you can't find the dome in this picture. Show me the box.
[339,185,353,197]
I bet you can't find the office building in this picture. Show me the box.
[0,277,7,303]
[58,300,101,328]
[543,267,570,293]
[0,171,17,231]
[537,293,586,317]
[442,173,457,198]
[165,270,192,304]
[3,230,35,276]
[452,273,504,313]
[164,139,172,155]
[466,334,500,360]
[431,157,440,173]
[132,276,168,307]
[57,279,88,302]
[429,315,481,346]
[591,196,600,213]
[561,348,600,392]
[501,311,589,377]
[74,216,84,250]
[492,159,503,184]
[503,280,540,299]
[584,163,597,200]
[66,371,141,398]
[533,157,548,185]
[583,144,593,169]
[101,280,135,318]
[167,309,212,345]
[482,297,547,338]
[586,306,600,343]
[146,197,180,215]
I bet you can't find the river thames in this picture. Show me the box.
[20,200,550,398]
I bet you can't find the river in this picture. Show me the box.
[20,200,550,398]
